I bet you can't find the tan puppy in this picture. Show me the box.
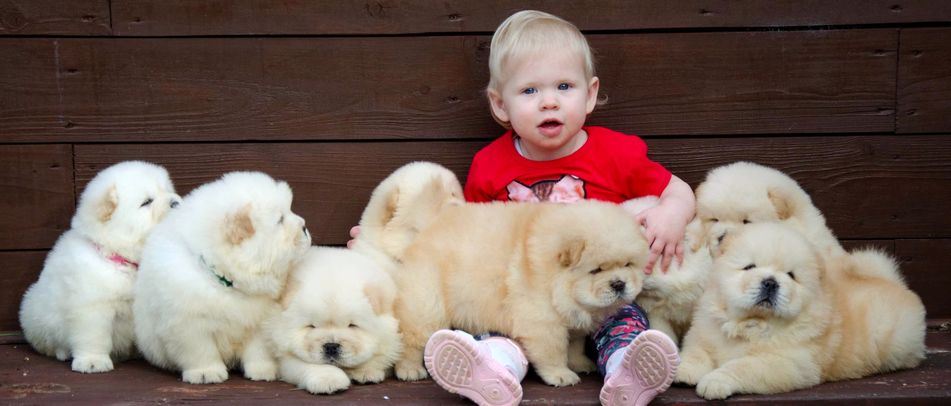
[392,199,650,387]
[19,161,180,373]
[267,247,401,394]
[352,161,463,269]
[675,223,926,399]
[695,161,845,258]
[622,196,713,346]
[134,172,311,384]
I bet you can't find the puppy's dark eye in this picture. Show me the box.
[742,263,756,271]
[348,323,358,328]
[742,219,751,224]
[708,218,719,223]
[589,268,603,275]
[170,200,180,209]
[141,198,153,208]
[278,215,284,225]
[307,324,316,329]
[787,271,796,281]
[625,262,634,268]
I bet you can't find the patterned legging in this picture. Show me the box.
[592,302,650,376]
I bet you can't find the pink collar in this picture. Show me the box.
[92,242,139,269]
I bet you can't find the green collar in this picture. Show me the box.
[200,255,233,288]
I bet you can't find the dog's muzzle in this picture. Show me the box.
[755,277,779,307]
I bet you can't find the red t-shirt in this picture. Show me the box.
[464,126,672,203]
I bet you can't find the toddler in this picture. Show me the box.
[422,10,694,406]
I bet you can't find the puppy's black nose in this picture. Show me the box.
[323,342,340,358]
[610,280,626,294]
[302,225,309,235]
[761,277,779,294]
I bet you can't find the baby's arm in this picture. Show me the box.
[634,175,695,273]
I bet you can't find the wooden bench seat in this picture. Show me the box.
[2,322,948,405]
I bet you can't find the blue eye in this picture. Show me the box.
[522,87,536,95]
[558,83,571,90]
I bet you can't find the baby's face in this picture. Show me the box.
[489,48,599,160]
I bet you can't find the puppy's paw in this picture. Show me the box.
[697,370,736,400]
[71,354,114,373]
[674,359,710,385]
[536,366,580,387]
[567,353,597,374]
[182,365,229,384]
[394,360,428,381]
[348,365,386,384]
[301,366,350,394]
[243,360,278,381]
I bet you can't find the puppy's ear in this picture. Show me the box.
[364,280,396,315]
[767,188,794,220]
[97,185,119,223]
[381,187,400,227]
[226,204,255,245]
[558,238,586,268]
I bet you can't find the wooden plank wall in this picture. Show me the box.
[1,1,949,332]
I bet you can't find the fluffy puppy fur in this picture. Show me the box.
[675,223,926,400]
[695,161,845,258]
[351,161,463,269]
[19,161,180,373]
[266,247,401,394]
[134,171,311,384]
[621,196,713,346]
[392,199,650,387]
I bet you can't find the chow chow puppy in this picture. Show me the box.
[695,161,845,258]
[675,223,926,399]
[351,161,463,268]
[134,171,311,384]
[392,199,650,387]
[19,161,180,373]
[622,196,713,346]
[266,247,401,394]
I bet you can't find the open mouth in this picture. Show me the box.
[538,119,563,129]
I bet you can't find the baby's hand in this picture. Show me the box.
[634,201,689,274]
[346,225,360,249]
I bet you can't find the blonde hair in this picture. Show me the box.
[487,10,597,126]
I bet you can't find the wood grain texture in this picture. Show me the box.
[0,145,73,250]
[0,0,110,35]
[110,0,951,36]
[0,30,896,142]
[67,135,950,245]
[897,28,951,133]
[1,333,949,404]
[897,239,951,319]
[0,251,45,332]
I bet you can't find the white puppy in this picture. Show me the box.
[19,161,180,373]
[267,247,401,394]
[622,196,713,345]
[695,161,846,258]
[134,171,311,384]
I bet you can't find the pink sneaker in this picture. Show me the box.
[424,330,522,406]
[600,329,680,406]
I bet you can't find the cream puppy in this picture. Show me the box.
[622,196,713,345]
[19,161,180,373]
[695,161,845,258]
[351,161,463,269]
[267,247,401,394]
[134,171,311,384]
[675,223,926,399]
[393,199,649,387]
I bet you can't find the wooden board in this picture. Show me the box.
[68,135,950,244]
[110,0,951,36]
[897,239,951,319]
[0,30,896,142]
[0,145,74,250]
[897,28,951,133]
[0,251,46,332]
[1,331,949,404]
[0,0,109,35]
